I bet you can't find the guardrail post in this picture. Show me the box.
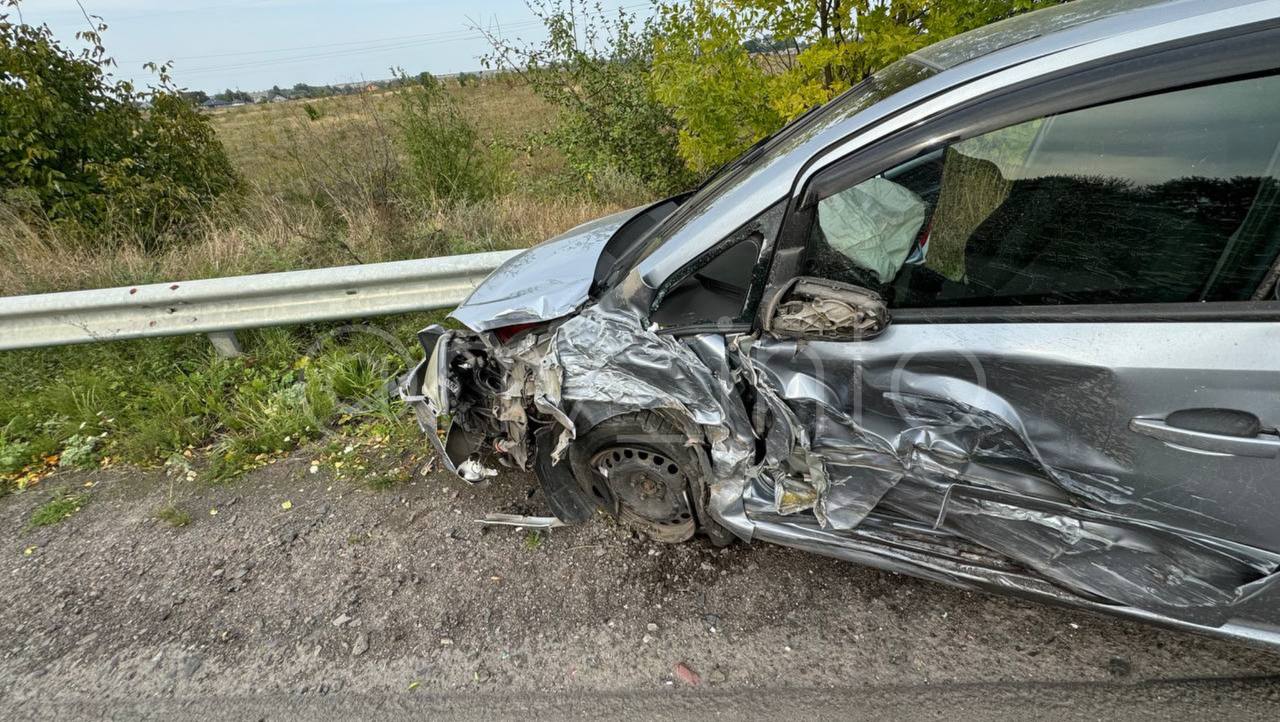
[207,331,244,358]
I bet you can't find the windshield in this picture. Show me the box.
[626,59,938,271]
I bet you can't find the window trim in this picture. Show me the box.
[649,199,787,336]
[759,24,1280,328]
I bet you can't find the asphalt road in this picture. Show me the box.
[3,451,1279,720]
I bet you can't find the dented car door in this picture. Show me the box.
[750,66,1280,628]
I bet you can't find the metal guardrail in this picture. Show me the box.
[0,249,519,354]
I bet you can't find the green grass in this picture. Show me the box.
[0,311,447,489]
[524,529,544,550]
[29,491,89,528]
[154,504,192,527]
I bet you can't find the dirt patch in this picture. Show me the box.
[2,445,1278,708]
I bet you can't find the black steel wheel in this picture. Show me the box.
[589,445,696,543]
[568,411,710,543]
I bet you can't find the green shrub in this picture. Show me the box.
[58,433,99,469]
[482,0,694,195]
[650,0,1071,174]
[652,2,782,175]
[0,2,239,250]
[0,425,28,474]
[395,72,508,203]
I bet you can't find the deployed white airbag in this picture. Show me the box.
[817,177,926,283]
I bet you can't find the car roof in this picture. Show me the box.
[633,0,1279,293]
[910,0,1189,71]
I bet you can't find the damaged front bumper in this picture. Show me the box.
[398,326,497,483]
[398,321,601,524]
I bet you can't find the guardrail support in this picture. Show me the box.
[207,331,244,358]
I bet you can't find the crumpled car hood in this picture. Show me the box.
[450,206,646,332]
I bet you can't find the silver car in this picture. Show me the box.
[402,0,1280,649]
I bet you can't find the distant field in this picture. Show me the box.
[209,82,567,198]
[0,78,652,487]
[0,79,647,298]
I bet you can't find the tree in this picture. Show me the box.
[214,88,252,103]
[292,82,326,99]
[652,2,782,175]
[742,34,790,53]
[480,0,694,194]
[652,0,1070,173]
[0,0,239,248]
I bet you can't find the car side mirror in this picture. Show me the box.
[762,277,890,341]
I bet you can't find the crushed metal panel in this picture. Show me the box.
[449,207,644,332]
[920,483,1279,621]
[407,288,1280,630]
[742,337,1280,626]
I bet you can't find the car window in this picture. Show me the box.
[625,59,937,275]
[651,201,785,328]
[801,74,1280,307]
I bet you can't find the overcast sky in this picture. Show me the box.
[14,0,650,93]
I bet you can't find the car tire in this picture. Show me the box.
[569,410,727,544]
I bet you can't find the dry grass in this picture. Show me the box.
[0,79,647,298]
[0,193,625,295]
[928,149,1013,281]
[210,82,566,200]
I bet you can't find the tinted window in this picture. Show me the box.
[802,75,1280,307]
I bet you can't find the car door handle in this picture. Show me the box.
[1129,417,1280,458]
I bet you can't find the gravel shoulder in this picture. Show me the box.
[3,447,1279,719]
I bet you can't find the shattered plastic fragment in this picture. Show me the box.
[476,513,566,529]
[456,459,498,482]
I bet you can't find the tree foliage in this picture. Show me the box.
[652,2,782,175]
[481,0,695,195]
[214,88,253,103]
[653,0,1070,173]
[0,1,239,249]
